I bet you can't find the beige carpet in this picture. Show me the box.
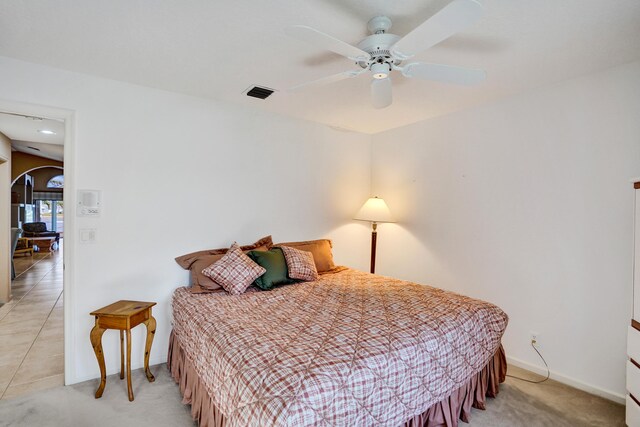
[0,364,624,427]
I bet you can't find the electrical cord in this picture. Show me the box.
[506,340,550,384]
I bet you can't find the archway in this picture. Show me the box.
[11,151,63,184]
[11,165,63,186]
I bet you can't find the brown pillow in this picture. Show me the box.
[175,236,272,293]
[320,266,349,275]
[274,239,336,273]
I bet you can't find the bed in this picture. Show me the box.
[168,268,508,427]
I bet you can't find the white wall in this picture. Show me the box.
[371,60,640,400]
[0,131,11,303]
[0,56,372,384]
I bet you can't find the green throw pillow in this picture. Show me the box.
[247,248,297,290]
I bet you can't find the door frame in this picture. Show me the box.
[0,153,8,303]
[0,99,75,386]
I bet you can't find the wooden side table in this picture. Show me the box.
[90,300,157,401]
[13,238,33,257]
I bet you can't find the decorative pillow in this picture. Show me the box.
[274,239,336,273]
[247,248,297,290]
[201,243,266,295]
[174,236,272,293]
[279,246,319,281]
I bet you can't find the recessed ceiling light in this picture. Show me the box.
[38,129,56,135]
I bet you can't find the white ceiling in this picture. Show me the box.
[0,0,639,134]
[0,113,65,161]
[11,140,64,162]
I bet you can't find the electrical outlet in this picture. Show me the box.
[530,332,540,347]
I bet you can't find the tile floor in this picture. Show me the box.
[0,243,63,400]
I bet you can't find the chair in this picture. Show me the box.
[10,228,21,280]
[21,222,60,243]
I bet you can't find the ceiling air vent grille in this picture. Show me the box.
[245,85,275,100]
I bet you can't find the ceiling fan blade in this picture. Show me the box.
[402,62,486,85]
[285,25,370,61]
[390,0,483,60]
[371,78,392,109]
[289,69,365,93]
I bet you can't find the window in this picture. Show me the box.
[35,200,64,233]
[46,175,64,189]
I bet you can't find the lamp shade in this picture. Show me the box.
[354,197,395,223]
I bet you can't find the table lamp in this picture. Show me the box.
[354,196,395,274]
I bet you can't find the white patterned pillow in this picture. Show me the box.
[280,245,319,281]
[202,242,266,295]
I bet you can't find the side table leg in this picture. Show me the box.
[90,323,107,398]
[126,328,134,401]
[143,315,156,382]
[119,330,124,380]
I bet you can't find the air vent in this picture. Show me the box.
[245,85,275,100]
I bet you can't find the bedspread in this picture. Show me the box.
[171,268,508,426]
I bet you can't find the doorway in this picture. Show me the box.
[0,111,65,399]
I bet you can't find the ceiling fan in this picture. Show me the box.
[284,0,486,109]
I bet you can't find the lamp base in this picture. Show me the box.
[370,223,377,274]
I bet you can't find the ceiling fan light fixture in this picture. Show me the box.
[371,62,390,79]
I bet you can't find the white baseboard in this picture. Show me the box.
[506,356,625,405]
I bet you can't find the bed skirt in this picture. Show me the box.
[167,330,507,427]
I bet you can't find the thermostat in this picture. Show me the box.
[77,190,102,217]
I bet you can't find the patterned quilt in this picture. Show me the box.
[171,268,508,427]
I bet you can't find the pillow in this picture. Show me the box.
[201,242,266,295]
[189,247,271,293]
[279,245,319,281]
[274,239,336,273]
[189,253,226,294]
[175,235,273,269]
[174,236,272,293]
[247,248,297,290]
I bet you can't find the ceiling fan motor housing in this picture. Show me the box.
[357,33,402,72]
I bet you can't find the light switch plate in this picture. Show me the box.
[79,228,97,243]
